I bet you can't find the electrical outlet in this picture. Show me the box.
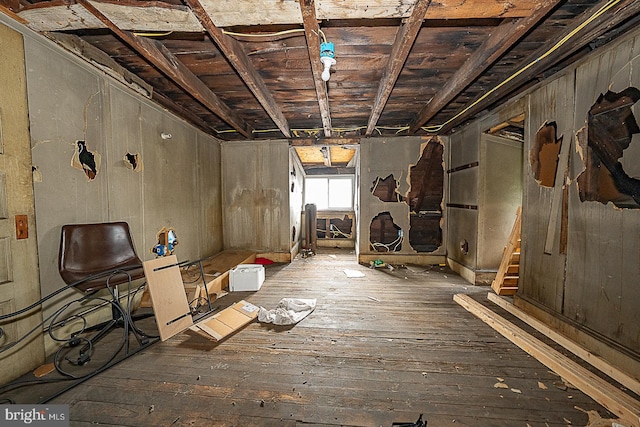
[15,215,28,240]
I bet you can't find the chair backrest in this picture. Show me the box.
[58,222,144,292]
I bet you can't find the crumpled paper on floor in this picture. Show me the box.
[258,298,317,325]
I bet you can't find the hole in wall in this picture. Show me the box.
[460,239,469,255]
[406,139,443,252]
[577,87,640,208]
[71,140,101,181]
[369,212,402,252]
[371,174,403,202]
[124,152,143,172]
[291,182,295,192]
[531,122,562,188]
[406,139,444,214]
[151,227,179,257]
[292,226,296,242]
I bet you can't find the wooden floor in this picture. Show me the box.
[45,249,613,426]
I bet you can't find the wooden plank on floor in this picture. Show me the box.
[454,293,640,427]
[487,292,640,397]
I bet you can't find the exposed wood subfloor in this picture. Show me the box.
[51,249,611,426]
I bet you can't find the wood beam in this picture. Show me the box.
[455,294,640,427]
[0,0,27,22]
[434,0,640,134]
[487,293,640,397]
[184,0,291,138]
[152,92,219,136]
[290,138,360,146]
[300,0,332,138]
[408,0,561,134]
[78,0,253,139]
[365,0,431,137]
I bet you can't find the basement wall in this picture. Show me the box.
[450,26,640,372]
[21,25,223,354]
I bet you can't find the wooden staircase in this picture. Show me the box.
[492,206,522,296]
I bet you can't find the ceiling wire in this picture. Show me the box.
[421,0,624,133]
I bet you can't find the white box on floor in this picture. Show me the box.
[229,264,265,291]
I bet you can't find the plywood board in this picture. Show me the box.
[143,255,193,341]
[192,300,259,342]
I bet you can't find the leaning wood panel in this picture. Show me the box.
[487,292,640,397]
[143,255,193,341]
[454,293,640,427]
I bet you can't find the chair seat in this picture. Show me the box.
[61,261,145,292]
[59,221,145,292]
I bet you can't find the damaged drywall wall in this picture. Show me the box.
[360,137,445,257]
[531,122,562,188]
[124,152,143,172]
[151,227,178,257]
[317,215,353,239]
[369,212,403,252]
[70,140,101,181]
[406,139,444,252]
[371,174,403,202]
[576,87,640,208]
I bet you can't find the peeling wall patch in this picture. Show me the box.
[577,87,640,208]
[369,212,403,252]
[71,140,101,181]
[531,122,562,188]
[124,152,144,172]
[32,166,42,183]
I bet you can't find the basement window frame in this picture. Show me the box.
[304,175,354,211]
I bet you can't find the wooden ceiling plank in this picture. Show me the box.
[365,0,431,136]
[78,0,253,138]
[185,0,291,138]
[435,0,640,134]
[300,0,333,138]
[408,0,562,134]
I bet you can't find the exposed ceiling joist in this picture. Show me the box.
[365,0,431,136]
[435,0,640,134]
[300,0,332,138]
[184,0,291,138]
[407,0,563,134]
[77,0,253,138]
[152,91,219,135]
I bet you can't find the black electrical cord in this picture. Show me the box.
[0,266,159,401]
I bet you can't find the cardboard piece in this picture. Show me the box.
[190,300,259,342]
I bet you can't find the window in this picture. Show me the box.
[305,176,353,210]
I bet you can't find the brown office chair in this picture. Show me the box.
[58,221,151,364]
